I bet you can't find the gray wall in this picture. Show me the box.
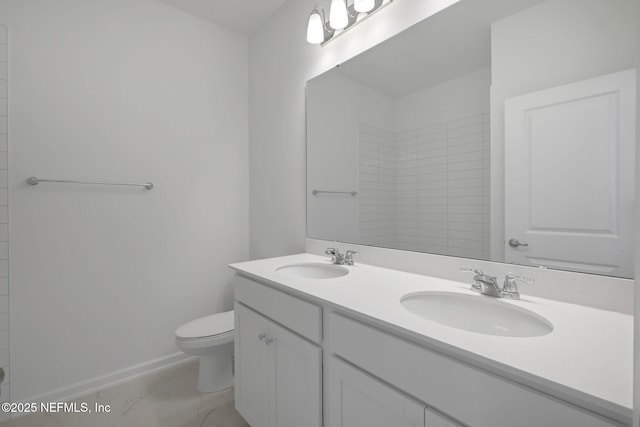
[0,0,249,403]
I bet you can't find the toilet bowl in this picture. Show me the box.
[175,310,234,393]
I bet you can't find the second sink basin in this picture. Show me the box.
[401,292,553,337]
[276,263,349,279]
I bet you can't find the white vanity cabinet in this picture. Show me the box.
[235,303,271,426]
[328,312,623,427]
[328,356,424,427]
[234,276,322,427]
[328,356,461,427]
[232,271,627,427]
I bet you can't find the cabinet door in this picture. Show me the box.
[235,303,270,427]
[328,356,424,427]
[268,320,322,427]
[425,408,463,427]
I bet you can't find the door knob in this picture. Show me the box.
[509,238,528,248]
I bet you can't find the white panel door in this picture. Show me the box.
[504,69,636,277]
[328,356,425,427]
[269,321,322,427]
[235,303,270,427]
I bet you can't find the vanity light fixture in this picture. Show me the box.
[354,0,375,13]
[307,7,333,44]
[329,0,350,29]
[306,0,394,46]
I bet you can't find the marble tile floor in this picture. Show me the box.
[0,359,249,427]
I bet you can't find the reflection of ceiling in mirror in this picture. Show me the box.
[333,0,546,97]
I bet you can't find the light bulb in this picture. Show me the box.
[354,0,375,13]
[329,0,349,30]
[306,10,324,44]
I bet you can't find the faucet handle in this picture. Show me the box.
[344,250,358,266]
[460,268,483,275]
[505,273,533,283]
[501,273,533,299]
[325,247,343,264]
[460,268,484,292]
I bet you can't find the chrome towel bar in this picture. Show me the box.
[312,189,358,196]
[27,177,154,190]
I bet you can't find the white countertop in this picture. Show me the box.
[230,253,633,422]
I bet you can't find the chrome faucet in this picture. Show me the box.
[325,248,358,266]
[461,268,501,297]
[460,268,532,299]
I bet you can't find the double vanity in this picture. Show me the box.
[232,0,637,425]
[230,253,633,427]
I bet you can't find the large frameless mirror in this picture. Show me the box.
[306,0,638,278]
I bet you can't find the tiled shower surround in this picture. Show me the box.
[359,113,490,260]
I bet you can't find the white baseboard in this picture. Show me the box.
[20,352,194,406]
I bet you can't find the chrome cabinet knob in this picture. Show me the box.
[509,238,529,248]
[264,337,274,346]
[258,332,266,341]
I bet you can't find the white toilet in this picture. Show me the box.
[175,310,235,393]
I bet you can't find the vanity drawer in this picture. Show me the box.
[328,312,622,427]
[234,275,322,343]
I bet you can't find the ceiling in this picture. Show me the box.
[156,0,288,34]
[332,0,546,97]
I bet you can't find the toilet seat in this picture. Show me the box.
[174,310,235,392]
[175,331,234,351]
[175,310,234,340]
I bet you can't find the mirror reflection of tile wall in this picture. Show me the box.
[358,114,490,259]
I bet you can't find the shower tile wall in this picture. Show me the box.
[358,113,490,260]
[0,24,9,419]
[358,124,396,248]
[395,129,419,251]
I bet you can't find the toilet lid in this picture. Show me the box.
[175,310,234,339]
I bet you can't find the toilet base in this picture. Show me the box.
[196,341,234,393]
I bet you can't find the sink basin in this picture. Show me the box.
[276,263,349,279]
[400,292,553,337]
